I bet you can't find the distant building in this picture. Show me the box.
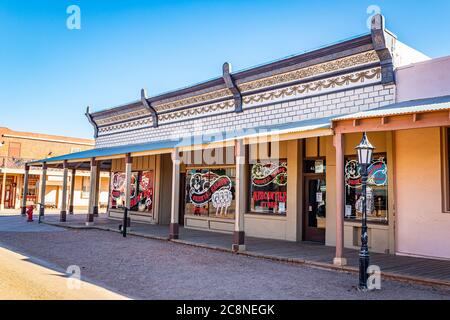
[0,127,109,211]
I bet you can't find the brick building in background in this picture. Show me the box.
[0,127,109,211]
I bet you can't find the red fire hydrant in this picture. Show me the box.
[26,205,34,222]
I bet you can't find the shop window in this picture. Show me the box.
[249,160,287,215]
[109,171,154,214]
[344,154,388,224]
[81,176,90,199]
[185,168,236,219]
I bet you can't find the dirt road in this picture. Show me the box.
[0,246,127,300]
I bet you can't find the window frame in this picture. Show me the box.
[344,153,389,225]
[81,176,90,199]
[247,159,288,216]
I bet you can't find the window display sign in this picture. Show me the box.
[132,171,154,213]
[249,161,288,215]
[109,172,138,209]
[345,158,387,188]
[185,168,236,219]
[344,155,388,223]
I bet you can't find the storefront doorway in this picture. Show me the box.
[303,175,326,243]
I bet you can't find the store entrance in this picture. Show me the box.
[303,175,326,243]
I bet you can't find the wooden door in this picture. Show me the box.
[303,175,326,243]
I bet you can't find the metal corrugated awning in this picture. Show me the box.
[28,117,332,166]
[332,95,450,121]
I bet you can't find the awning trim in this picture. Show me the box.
[28,117,333,165]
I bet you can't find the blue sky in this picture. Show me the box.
[1,0,450,138]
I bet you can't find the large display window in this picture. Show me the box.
[249,160,287,215]
[109,171,154,214]
[185,168,236,219]
[344,154,388,224]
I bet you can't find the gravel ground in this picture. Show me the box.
[0,223,448,300]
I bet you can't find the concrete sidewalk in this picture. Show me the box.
[38,212,450,289]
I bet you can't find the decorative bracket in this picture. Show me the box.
[223,62,243,113]
[141,89,158,128]
[85,106,99,138]
[371,14,396,84]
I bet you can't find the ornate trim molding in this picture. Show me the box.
[243,68,381,105]
[96,109,149,126]
[159,100,235,123]
[98,117,152,134]
[238,51,379,93]
[154,88,232,113]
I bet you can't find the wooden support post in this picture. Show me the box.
[60,160,68,222]
[232,139,246,252]
[333,133,347,266]
[21,165,30,215]
[93,163,101,216]
[39,163,47,219]
[86,158,97,226]
[69,169,76,214]
[169,149,180,239]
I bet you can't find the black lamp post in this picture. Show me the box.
[355,132,374,290]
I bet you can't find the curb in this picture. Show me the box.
[43,220,450,290]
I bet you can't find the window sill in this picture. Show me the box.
[244,213,287,220]
[344,219,389,228]
[184,214,234,222]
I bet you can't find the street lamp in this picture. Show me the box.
[355,132,374,290]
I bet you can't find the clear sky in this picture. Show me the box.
[1,0,449,138]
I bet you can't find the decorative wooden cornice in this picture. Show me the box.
[238,51,379,93]
[222,62,242,113]
[371,14,395,84]
[141,88,158,128]
[243,68,381,106]
[85,106,99,138]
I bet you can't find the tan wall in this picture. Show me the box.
[0,127,92,160]
[43,175,109,209]
[395,128,450,259]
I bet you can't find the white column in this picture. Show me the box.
[60,160,68,222]
[69,169,76,214]
[86,158,97,226]
[39,163,47,218]
[169,148,180,239]
[21,165,30,215]
[233,139,246,252]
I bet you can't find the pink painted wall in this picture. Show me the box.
[395,128,450,260]
[396,56,450,102]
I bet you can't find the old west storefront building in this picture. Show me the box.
[28,15,450,263]
[0,127,109,212]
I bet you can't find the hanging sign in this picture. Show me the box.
[315,160,324,174]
